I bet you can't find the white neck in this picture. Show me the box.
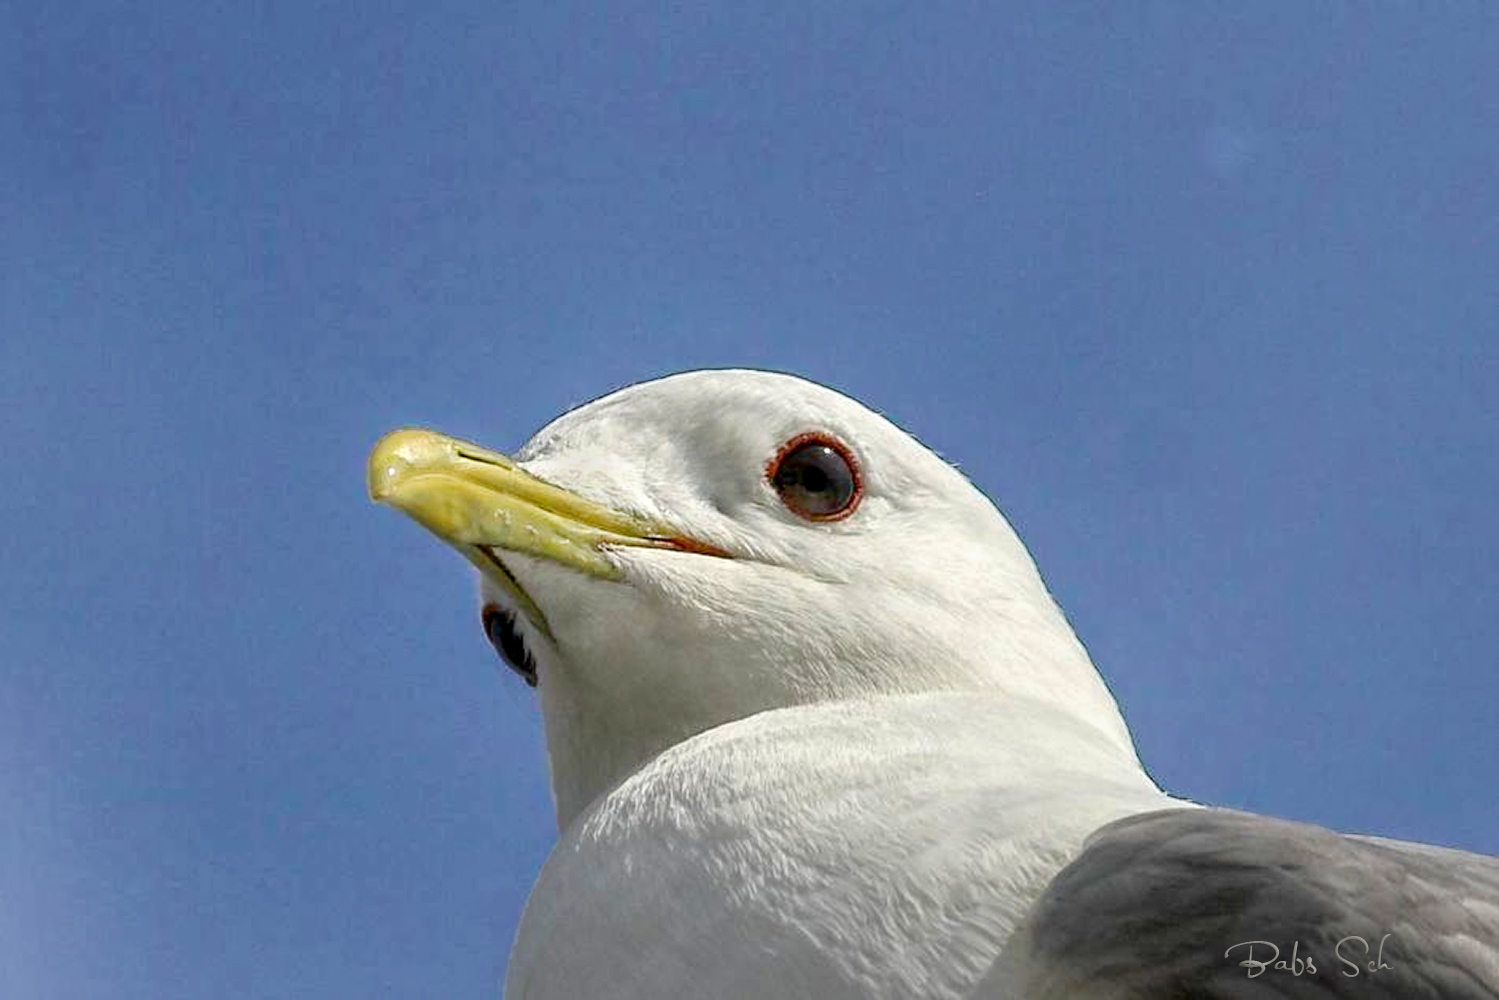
[511,692,1171,1000]
[534,561,1143,829]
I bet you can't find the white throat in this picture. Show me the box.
[510,545,1142,830]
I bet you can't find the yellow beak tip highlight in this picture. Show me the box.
[367,428,457,503]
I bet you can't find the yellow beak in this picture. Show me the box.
[368,429,727,635]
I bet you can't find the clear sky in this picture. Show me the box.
[3,5,1496,998]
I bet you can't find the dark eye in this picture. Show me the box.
[482,604,537,687]
[768,434,862,521]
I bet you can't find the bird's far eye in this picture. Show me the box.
[482,603,538,687]
[768,433,862,521]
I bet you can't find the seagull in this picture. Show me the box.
[369,369,1499,999]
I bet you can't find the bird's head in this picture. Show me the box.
[370,370,1133,827]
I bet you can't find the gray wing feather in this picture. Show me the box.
[982,808,1499,999]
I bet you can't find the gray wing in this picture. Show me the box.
[978,808,1499,999]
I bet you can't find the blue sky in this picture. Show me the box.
[3,5,1497,998]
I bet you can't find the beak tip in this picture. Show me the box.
[368,428,450,503]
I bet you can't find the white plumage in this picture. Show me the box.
[371,370,1499,999]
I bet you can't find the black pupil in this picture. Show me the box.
[483,607,537,687]
[773,442,855,517]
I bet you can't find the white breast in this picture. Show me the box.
[505,692,1173,1000]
